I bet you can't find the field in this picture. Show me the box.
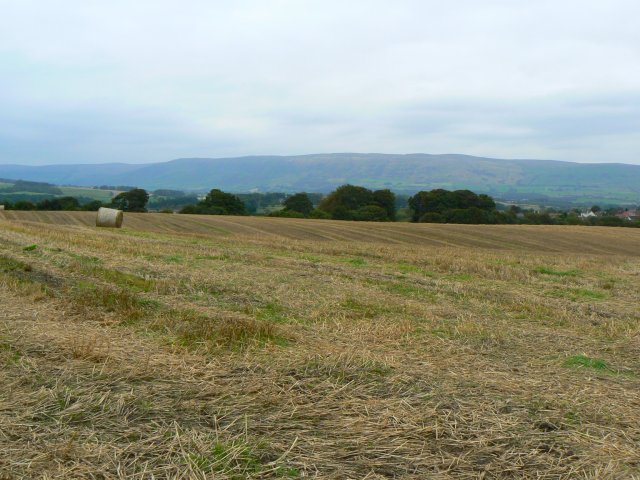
[58,186,115,202]
[0,182,115,202]
[1,211,639,479]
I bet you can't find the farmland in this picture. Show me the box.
[1,211,640,478]
[0,181,115,202]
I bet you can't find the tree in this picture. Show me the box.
[283,193,314,217]
[199,189,246,215]
[317,185,395,221]
[81,200,103,211]
[409,189,497,222]
[591,205,601,214]
[13,200,36,210]
[372,189,396,221]
[37,196,80,211]
[352,205,390,221]
[111,188,149,212]
[268,209,305,218]
[309,209,331,219]
[179,204,199,214]
[318,185,373,215]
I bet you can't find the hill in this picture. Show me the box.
[2,153,640,205]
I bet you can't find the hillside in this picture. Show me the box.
[2,153,640,204]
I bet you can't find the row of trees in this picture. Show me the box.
[178,185,398,221]
[1,197,101,211]
[2,188,150,212]
[408,189,497,223]
[3,180,63,195]
[3,184,638,228]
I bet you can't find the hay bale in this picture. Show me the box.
[0,205,4,211]
[96,207,123,228]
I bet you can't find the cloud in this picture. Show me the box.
[0,0,639,164]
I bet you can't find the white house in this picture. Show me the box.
[580,210,597,219]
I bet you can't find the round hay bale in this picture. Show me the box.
[0,205,5,211]
[96,207,123,228]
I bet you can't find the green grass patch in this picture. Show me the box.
[255,303,289,323]
[0,255,32,273]
[90,267,156,292]
[67,252,103,265]
[71,281,156,322]
[298,254,324,264]
[166,308,289,349]
[347,258,367,267]
[380,280,436,301]
[534,266,580,277]
[187,440,262,474]
[0,338,22,366]
[445,273,473,281]
[564,354,609,371]
[186,438,298,477]
[165,254,184,264]
[393,262,436,277]
[23,244,38,252]
[563,355,634,377]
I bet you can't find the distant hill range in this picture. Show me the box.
[1,153,639,205]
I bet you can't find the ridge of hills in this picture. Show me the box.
[1,153,639,205]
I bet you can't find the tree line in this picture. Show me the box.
[2,184,638,228]
[1,189,150,212]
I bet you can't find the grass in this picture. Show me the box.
[534,266,580,277]
[0,212,639,478]
[90,267,156,292]
[549,287,608,300]
[564,354,609,371]
[59,186,114,202]
[0,254,32,273]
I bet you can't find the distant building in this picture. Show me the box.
[580,210,597,219]
[616,209,639,221]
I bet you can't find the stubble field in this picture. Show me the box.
[1,211,639,479]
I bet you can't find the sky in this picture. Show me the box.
[1,0,639,165]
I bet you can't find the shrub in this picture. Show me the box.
[309,209,332,219]
[179,204,199,214]
[198,189,246,215]
[283,193,314,216]
[268,209,305,218]
[352,205,390,221]
[418,212,444,223]
[318,185,395,221]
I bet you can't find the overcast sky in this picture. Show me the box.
[1,0,639,165]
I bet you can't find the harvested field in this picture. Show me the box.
[1,212,639,479]
[3,210,640,254]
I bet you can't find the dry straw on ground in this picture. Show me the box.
[1,212,639,479]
